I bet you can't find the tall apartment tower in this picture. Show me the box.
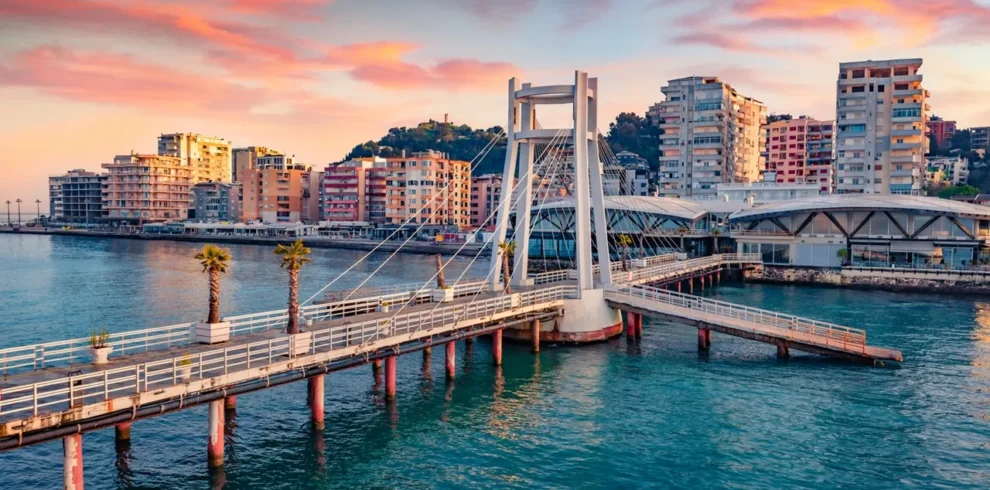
[650,76,766,198]
[385,150,471,230]
[835,59,929,194]
[763,117,835,193]
[158,133,232,183]
[49,169,106,223]
[102,154,192,223]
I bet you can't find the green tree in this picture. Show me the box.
[937,184,980,199]
[275,239,312,335]
[195,244,231,324]
[606,112,661,170]
[767,113,793,123]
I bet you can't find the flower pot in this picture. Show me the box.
[290,332,313,357]
[377,303,391,313]
[432,288,455,303]
[632,259,648,269]
[89,345,113,365]
[178,365,192,382]
[195,321,231,344]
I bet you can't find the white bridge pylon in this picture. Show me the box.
[489,71,612,297]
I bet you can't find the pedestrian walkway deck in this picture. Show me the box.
[605,284,902,362]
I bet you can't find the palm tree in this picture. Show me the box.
[498,241,516,294]
[275,239,312,335]
[435,254,446,289]
[195,244,231,324]
[617,234,633,272]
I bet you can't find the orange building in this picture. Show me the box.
[385,150,470,229]
[323,158,377,222]
[241,160,321,224]
[101,153,192,223]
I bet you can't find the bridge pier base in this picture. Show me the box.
[63,433,83,490]
[224,395,236,411]
[776,342,790,359]
[385,356,397,400]
[531,320,541,353]
[115,422,131,442]
[698,328,711,350]
[207,399,224,468]
[309,374,325,429]
[446,341,456,379]
[493,329,503,366]
[635,313,643,339]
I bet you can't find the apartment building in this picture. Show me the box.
[102,153,192,223]
[48,169,106,223]
[971,127,990,153]
[927,156,970,186]
[232,146,281,182]
[241,163,321,224]
[652,76,766,198]
[470,174,502,229]
[158,133,232,183]
[385,150,471,229]
[192,182,242,222]
[835,59,930,194]
[763,117,835,193]
[927,117,956,150]
[323,157,383,222]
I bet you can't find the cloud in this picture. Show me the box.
[458,0,613,30]
[350,58,518,91]
[225,0,333,18]
[670,32,787,56]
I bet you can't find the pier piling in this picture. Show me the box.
[626,311,636,340]
[635,313,643,339]
[493,329,503,366]
[446,341,456,380]
[63,433,83,490]
[207,399,224,468]
[224,396,236,411]
[698,328,711,350]
[309,374,325,430]
[532,319,541,353]
[776,342,790,359]
[385,356,397,400]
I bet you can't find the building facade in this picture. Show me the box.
[470,174,503,229]
[927,156,970,186]
[971,126,990,154]
[385,150,471,229]
[926,118,956,150]
[192,182,242,222]
[158,133,232,184]
[763,117,835,193]
[49,169,106,223]
[241,164,321,224]
[651,76,766,198]
[835,59,930,195]
[232,146,281,182]
[323,158,380,222]
[102,154,192,223]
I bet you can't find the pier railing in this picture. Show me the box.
[0,286,572,419]
[604,284,866,350]
[621,253,760,284]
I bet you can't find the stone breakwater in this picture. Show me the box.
[745,265,990,294]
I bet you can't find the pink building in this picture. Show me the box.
[323,158,377,222]
[764,117,834,193]
[470,174,502,229]
[927,118,956,150]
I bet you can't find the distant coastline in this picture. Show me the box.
[0,228,486,257]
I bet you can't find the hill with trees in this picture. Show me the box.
[344,120,507,175]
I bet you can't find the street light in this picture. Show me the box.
[4,200,9,226]
[35,199,41,223]
[16,198,22,225]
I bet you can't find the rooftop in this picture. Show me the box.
[731,194,990,222]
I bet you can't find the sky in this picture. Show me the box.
[2,0,990,212]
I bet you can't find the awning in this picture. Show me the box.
[890,241,935,253]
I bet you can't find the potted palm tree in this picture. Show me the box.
[193,244,232,344]
[498,241,516,294]
[432,254,455,303]
[88,326,113,365]
[178,355,193,382]
[617,234,633,272]
[276,239,312,356]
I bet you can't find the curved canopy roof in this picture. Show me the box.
[529,196,712,222]
[730,194,990,222]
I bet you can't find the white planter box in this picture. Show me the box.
[509,293,521,309]
[290,332,313,357]
[195,321,231,344]
[89,346,113,365]
[432,288,455,303]
[178,365,192,382]
[377,303,391,313]
[633,259,648,269]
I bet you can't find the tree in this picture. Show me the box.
[275,239,312,335]
[195,244,231,324]
[498,241,516,294]
[435,254,446,289]
[606,112,661,170]
[617,234,633,272]
[767,113,793,123]
[937,184,980,199]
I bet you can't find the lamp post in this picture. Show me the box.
[5,200,9,226]
[35,199,41,223]
[16,198,22,225]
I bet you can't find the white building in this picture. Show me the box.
[927,156,970,186]
[689,181,821,204]
[835,59,929,195]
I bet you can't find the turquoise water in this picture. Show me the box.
[1,234,988,489]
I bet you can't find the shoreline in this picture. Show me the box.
[0,228,487,257]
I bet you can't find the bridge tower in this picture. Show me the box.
[490,71,622,342]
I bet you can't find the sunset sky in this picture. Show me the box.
[2,0,990,212]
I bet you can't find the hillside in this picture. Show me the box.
[344,120,507,175]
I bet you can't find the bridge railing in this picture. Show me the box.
[605,284,866,350]
[621,253,760,284]
[0,286,570,420]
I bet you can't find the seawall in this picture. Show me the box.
[745,265,990,294]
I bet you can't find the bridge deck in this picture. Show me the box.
[606,285,902,362]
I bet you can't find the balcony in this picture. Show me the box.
[893,88,922,97]
[890,168,915,177]
[892,74,923,83]
[891,142,920,150]
[891,155,919,164]
[890,129,922,137]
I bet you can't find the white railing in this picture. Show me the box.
[531,269,570,285]
[605,284,866,350]
[640,253,683,266]
[0,286,572,420]
[621,253,760,284]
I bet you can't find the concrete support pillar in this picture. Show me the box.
[423,346,431,361]
[717,270,721,284]
[635,313,643,339]
[777,342,790,359]
[677,282,682,293]
[309,374,325,430]
[115,422,131,442]
[207,399,224,468]
[372,359,382,375]
[700,276,705,291]
[493,329,503,366]
[63,433,84,490]
[465,336,474,347]
[531,320,541,353]
[698,328,711,350]
[224,396,237,411]
[445,341,456,380]
[384,356,397,400]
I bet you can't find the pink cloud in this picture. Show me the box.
[350,58,517,91]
